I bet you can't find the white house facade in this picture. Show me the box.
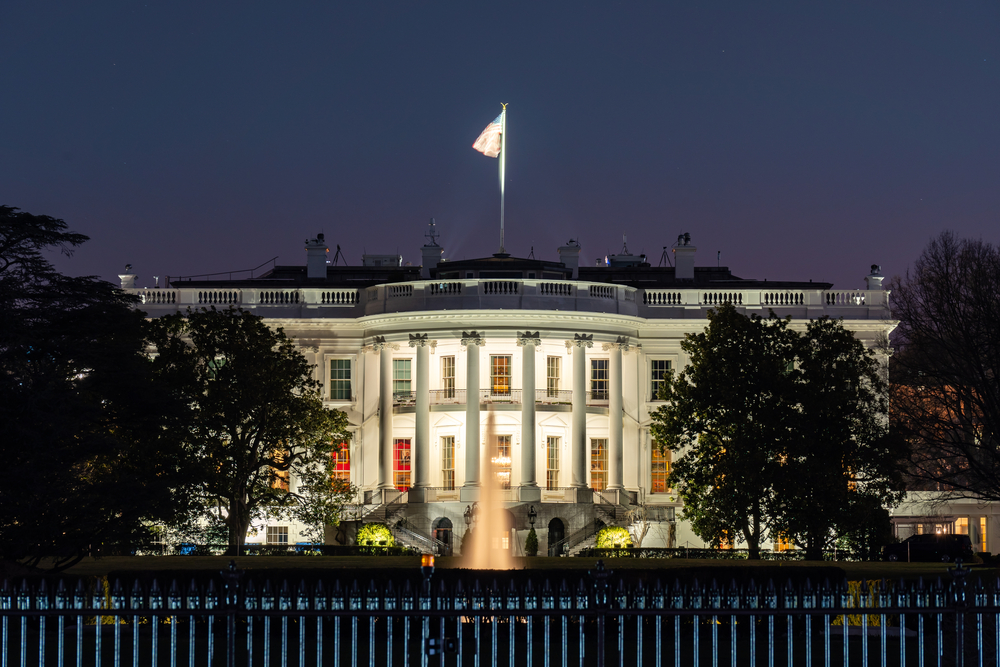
[124,229,903,556]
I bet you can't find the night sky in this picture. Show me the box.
[3,2,997,290]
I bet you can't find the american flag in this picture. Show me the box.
[472,113,503,157]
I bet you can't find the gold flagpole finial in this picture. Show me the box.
[501,102,508,111]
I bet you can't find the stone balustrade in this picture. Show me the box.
[125,280,888,319]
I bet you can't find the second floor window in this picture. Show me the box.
[591,359,609,400]
[547,356,561,396]
[650,359,671,400]
[651,446,671,494]
[330,359,351,400]
[441,436,455,490]
[393,359,411,396]
[547,437,560,490]
[393,438,411,491]
[441,356,455,398]
[493,435,512,489]
[491,355,511,396]
[332,446,350,490]
[591,439,608,491]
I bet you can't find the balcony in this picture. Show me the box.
[392,389,609,409]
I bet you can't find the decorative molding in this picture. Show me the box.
[516,331,541,348]
[364,335,399,353]
[408,333,433,348]
[567,333,594,350]
[461,330,485,347]
[602,335,640,353]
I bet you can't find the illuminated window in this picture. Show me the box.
[491,355,511,396]
[332,445,350,490]
[651,447,671,493]
[955,517,969,535]
[441,436,455,490]
[547,356,561,396]
[719,531,733,550]
[590,439,608,491]
[774,533,795,552]
[266,526,288,545]
[980,517,988,552]
[441,356,455,399]
[271,450,289,491]
[590,359,609,400]
[546,437,560,490]
[329,359,351,400]
[492,435,512,489]
[392,359,411,397]
[393,438,411,491]
[650,359,671,400]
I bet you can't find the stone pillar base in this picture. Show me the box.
[408,486,426,504]
[572,487,594,504]
[518,485,541,502]
[459,486,480,502]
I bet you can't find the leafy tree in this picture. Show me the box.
[775,317,905,560]
[889,232,1000,501]
[650,303,798,559]
[524,528,538,556]
[147,308,351,555]
[288,447,357,544]
[0,206,195,571]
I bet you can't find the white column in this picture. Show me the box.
[518,331,541,502]
[409,333,432,503]
[374,337,397,495]
[606,340,625,492]
[569,334,593,498]
[461,331,484,502]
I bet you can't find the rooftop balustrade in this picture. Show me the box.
[125,279,889,320]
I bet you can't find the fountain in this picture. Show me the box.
[461,414,514,569]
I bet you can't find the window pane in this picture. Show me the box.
[491,355,511,396]
[651,446,671,493]
[329,359,352,400]
[591,359,609,399]
[493,435,512,489]
[332,445,350,490]
[441,436,455,490]
[393,359,411,396]
[546,437,560,490]
[590,438,608,491]
[393,438,411,491]
[547,356,561,396]
[650,359,671,400]
[441,356,455,398]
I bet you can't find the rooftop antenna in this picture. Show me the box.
[424,218,440,246]
[659,246,672,267]
[620,235,631,255]
[331,244,346,266]
[717,250,720,268]
[528,246,535,259]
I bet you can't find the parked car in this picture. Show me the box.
[882,534,975,562]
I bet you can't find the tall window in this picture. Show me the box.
[393,359,411,397]
[980,517,988,552]
[332,445,350,490]
[393,438,411,491]
[329,359,352,400]
[590,359,609,399]
[590,439,608,491]
[493,435,512,489]
[650,359,671,400]
[546,437,560,490]
[441,356,455,399]
[547,356,561,396]
[651,446,671,493]
[491,355,511,396]
[441,436,455,490]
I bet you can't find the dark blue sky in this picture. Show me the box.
[3,2,997,290]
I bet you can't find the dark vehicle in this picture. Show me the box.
[882,534,975,562]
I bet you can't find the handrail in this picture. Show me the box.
[391,524,449,555]
[548,517,603,556]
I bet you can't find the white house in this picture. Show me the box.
[124,225,899,556]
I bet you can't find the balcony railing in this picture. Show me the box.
[395,389,611,407]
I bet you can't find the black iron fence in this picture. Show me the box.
[2,560,998,666]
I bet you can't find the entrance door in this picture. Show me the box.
[547,518,565,557]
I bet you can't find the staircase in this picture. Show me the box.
[363,490,408,526]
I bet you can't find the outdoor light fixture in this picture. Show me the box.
[528,505,537,528]
[464,505,472,528]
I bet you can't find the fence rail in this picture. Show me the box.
[1,560,997,666]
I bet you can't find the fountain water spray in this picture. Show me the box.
[462,414,514,570]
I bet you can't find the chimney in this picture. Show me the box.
[420,218,443,279]
[119,263,136,289]
[865,264,884,290]
[673,233,696,281]
[558,239,581,279]
[305,233,329,279]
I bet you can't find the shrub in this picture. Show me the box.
[596,526,633,549]
[525,528,538,556]
[356,523,395,547]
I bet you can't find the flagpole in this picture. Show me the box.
[499,103,507,254]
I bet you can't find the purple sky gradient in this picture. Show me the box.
[2,2,998,290]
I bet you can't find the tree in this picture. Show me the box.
[889,232,1000,501]
[0,206,196,571]
[147,308,352,555]
[775,317,905,560]
[650,303,798,559]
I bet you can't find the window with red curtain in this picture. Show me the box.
[332,445,350,490]
[393,438,411,491]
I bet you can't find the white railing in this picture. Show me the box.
[643,288,888,310]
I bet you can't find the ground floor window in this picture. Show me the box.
[393,438,411,491]
[546,437,560,490]
[651,446,671,493]
[441,436,455,490]
[774,533,795,552]
[493,435,512,489]
[266,526,288,545]
[332,445,350,490]
[590,438,608,491]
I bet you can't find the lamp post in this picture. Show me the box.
[528,505,537,528]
